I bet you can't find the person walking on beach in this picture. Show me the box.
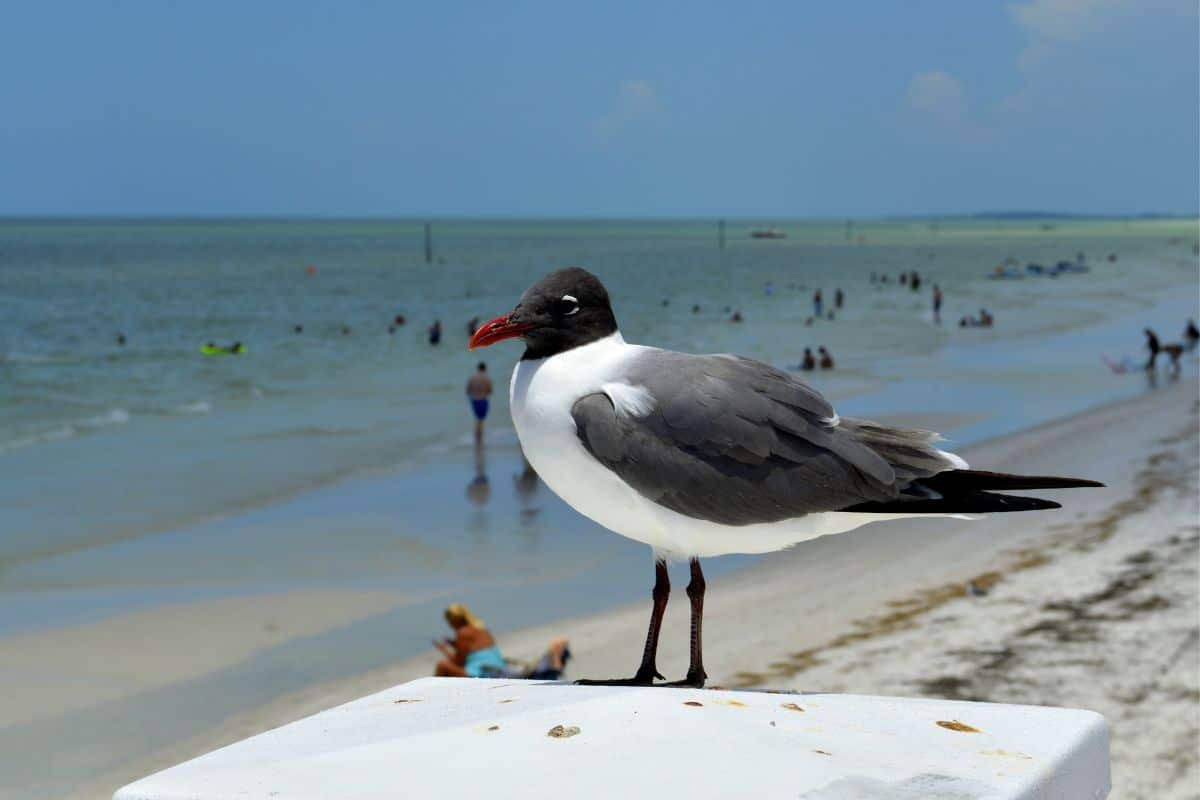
[466,362,493,442]
[933,284,943,324]
[1144,328,1162,369]
[1144,328,1184,373]
[813,289,823,318]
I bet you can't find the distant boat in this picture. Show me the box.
[751,228,786,239]
[988,265,1025,280]
[1052,261,1090,275]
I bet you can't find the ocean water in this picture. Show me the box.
[2,217,1197,570]
[1,217,1198,796]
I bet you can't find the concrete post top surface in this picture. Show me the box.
[115,677,1110,800]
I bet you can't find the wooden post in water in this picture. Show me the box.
[718,219,725,250]
[424,223,433,264]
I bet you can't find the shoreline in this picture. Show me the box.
[63,378,1198,800]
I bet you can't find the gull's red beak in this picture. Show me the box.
[468,314,534,350]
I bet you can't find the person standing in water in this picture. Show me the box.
[813,289,823,318]
[834,288,844,310]
[428,319,442,345]
[933,284,943,324]
[818,347,835,369]
[466,362,493,442]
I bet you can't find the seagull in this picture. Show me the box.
[469,267,1102,687]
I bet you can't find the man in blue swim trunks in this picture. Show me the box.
[466,362,493,443]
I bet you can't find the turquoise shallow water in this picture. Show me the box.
[1,217,1197,590]
[0,217,1198,797]
[2,217,1197,565]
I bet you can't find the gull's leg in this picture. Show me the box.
[577,559,668,686]
[666,558,707,688]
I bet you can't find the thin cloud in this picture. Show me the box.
[591,80,664,144]
[901,0,1197,141]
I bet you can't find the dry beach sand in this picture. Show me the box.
[66,380,1199,799]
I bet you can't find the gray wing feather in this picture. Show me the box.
[571,352,915,526]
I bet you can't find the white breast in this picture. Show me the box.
[509,334,908,559]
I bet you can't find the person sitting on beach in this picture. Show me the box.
[799,347,816,371]
[818,346,834,370]
[433,603,570,680]
[434,603,505,678]
[1184,319,1199,348]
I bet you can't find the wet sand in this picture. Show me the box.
[0,589,411,729]
[72,379,1198,800]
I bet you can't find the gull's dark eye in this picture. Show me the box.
[556,294,580,317]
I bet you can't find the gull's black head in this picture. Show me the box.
[469,267,619,359]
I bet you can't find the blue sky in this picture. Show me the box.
[1,0,1196,216]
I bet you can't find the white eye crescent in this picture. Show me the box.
[561,295,580,315]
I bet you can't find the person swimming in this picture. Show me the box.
[730,311,743,323]
[799,347,815,371]
[818,346,834,369]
